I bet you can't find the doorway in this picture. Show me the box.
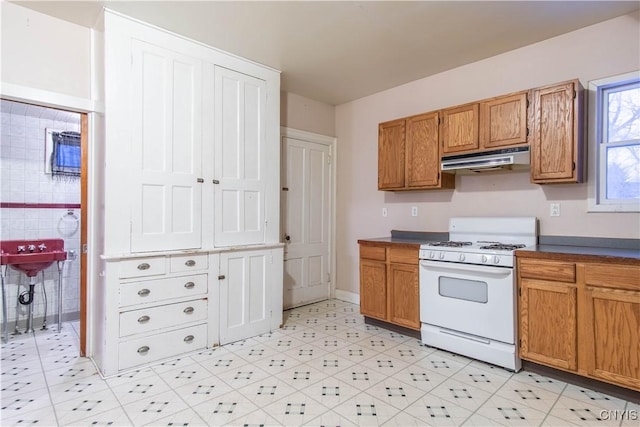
[0,99,87,354]
[281,128,335,309]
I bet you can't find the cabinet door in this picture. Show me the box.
[214,66,267,246]
[359,259,387,320]
[388,263,420,330]
[520,278,577,371]
[440,103,479,154]
[584,286,640,391]
[406,112,441,188]
[219,250,272,344]
[480,92,528,149]
[530,81,582,183]
[130,40,203,252]
[378,119,406,190]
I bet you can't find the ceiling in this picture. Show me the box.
[12,1,640,105]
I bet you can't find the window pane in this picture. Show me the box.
[606,144,640,200]
[607,86,640,143]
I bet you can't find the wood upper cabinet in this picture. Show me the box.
[440,103,480,154]
[378,113,454,191]
[480,91,528,149]
[583,263,640,391]
[378,119,406,190]
[530,80,584,183]
[518,259,577,371]
[359,242,420,330]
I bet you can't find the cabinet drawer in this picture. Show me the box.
[360,245,386,261]
[388,247,418,264]
[119,274,207,307]
[119,257,166,279]
[585,263,640,291]
[119,324,207,371]
[170,254,208,273]
[519,259,575,283]
[119,299,208,337]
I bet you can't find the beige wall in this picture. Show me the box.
[1,2,91,99]
[281,91,336,136]
[335,12,640,296]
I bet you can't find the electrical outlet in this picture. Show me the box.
[382,207,388,217]
[411,206,418,217]
[550,203,561,217]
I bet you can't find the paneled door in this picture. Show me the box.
[214,66,267,246]
[219,250,271,344]
[282,130,333,309]
[130,40,203,252]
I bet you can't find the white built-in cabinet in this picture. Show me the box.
[92,11,283,377]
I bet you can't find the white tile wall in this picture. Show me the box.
[1,99,81,327]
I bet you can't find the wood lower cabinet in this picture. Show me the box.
[517,254,639,392]
[359,241,420,331]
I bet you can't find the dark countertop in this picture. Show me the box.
[358,230,448,247]
[516,245,640,264]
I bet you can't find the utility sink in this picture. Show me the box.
[0,239,67,277]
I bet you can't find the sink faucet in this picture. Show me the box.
[38,244,47,252]
[27,244,36,252]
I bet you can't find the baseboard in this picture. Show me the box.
[334,289,359,305]
[6,311,80,333]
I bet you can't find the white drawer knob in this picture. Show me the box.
[137,346,150,354]
[183,307,194,314]
[137,263,150,270]
[137,288,151,297]
[184,282,195,289]
[184,335,195,343]
[137,315,150,324]
[185,260,196,267]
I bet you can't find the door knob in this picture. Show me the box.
[285,235,291,241]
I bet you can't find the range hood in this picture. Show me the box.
[441,146,530,173]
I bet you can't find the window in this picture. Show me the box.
[589,71,640,212]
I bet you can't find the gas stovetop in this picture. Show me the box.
[419,217,538,267]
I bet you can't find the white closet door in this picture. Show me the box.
[219,250,271,344]
[130,40,203,252]
[214,66,267,246]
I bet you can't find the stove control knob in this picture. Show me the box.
[438,252,445,260]
[429,251,435,259]
[493,256,500,264]
[458,254,465,262]
[481,255,488,263]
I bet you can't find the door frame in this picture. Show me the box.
[280,127,337,300]
[1,83,99,356]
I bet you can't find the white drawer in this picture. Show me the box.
[170,254,208,273]
[119,299,208,337]
[119,274,207,308]
[119,257,166,279]
[119,324,207,371]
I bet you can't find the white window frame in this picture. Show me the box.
[588,70,640,212]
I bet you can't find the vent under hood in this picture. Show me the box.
[441,146,530,174]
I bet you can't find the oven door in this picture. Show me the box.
[419,260,516,344]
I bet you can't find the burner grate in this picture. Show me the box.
[429,241,473,248]
[479,243,526,251]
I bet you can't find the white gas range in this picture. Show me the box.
[419,217,537,371]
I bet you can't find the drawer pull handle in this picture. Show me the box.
[184,335,195,343]
[137,315,150,324]
[183,307,194,314]
[137,288,151,297]
[137,346,150,354]
[218,275,225,280]
[137,263,150,270]
[184,282,195,289]
[185,260,196,267]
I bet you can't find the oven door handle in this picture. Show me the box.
[420,260,512,276]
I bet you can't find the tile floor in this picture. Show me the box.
[1,299,638,426]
